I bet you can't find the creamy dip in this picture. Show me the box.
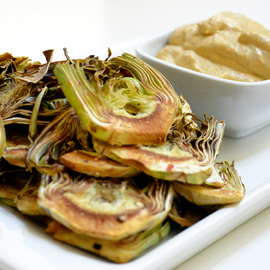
[156,12,270,82]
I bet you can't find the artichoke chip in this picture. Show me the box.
[54,52,181,146]
[3,147,29,168]
[26,107,91,175]
[93,113,225,186]
[38,172,174,241]
[169,194,209,227]
[3,125,31,167]
[0,50,53,123]
[46,220,170,263]
[59,150,140,178]
[14,172,45,216]
[174,161,246,205]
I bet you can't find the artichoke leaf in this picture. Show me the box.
[0,51,40,118]
[0,50,58,129]
[38,172,174,241]
[0,63,36,120]
[54,52,180,146]
[3,108,32,120]
[28,86,48,143]
[0,51,43,75]
[174,161,246,205]
[39,98,69,117]
[46,220,170,263]
[0,83,33,120]
[3,117,49,126]
[14,49,54,84]
[59,150,141,178]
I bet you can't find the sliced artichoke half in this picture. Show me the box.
[93,114,225,186]
[3,125,31,167]
[38,172,174,241]
[169,194,209,227]
[14,171,45,215]
[174,161,246,205]
[54,52,181,146]
[59,150,140,178]
[46,220,170,263]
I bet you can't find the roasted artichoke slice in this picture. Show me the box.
[26,107,91,175]
[0,50,53,123]
[54,52,181,146]
[3,125,30,167]
[93,113,225,186]
[169,194,209,227]
[46,220,170,263]
[14,172,45,215]
[59,150,140,178]
[174,161,245,205]
[38,172,174,241]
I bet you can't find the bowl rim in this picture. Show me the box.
[135,27,270,87]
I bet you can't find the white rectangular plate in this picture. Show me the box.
[1,41,270,270]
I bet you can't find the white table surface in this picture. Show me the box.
[2,1,270,269]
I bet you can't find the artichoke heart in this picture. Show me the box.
[174,161,246,205]
[38,172,174,241]
[59,150,140,178]
[93,113,225,186]
[46,220,170,263]
[54,52,181,146]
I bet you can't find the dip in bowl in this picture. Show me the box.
[135,13,270,138]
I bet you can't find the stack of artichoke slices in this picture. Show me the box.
[0,48,245,263]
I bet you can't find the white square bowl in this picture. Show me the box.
[135,28,270,138]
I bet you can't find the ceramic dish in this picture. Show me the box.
[135,28,270,138]
[2,41,270,270]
